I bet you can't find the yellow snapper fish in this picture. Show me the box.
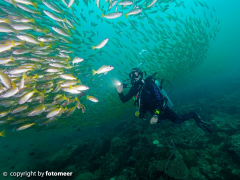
[0,82,18,98]
[43,10,66,22]
[59,74,77,80]
[92,65,114,75]
[60,80,80,87]
[5,66,34,74]
[0,110,11,118]
[11,105,28,114]
[72,57,84,65]
[17,3,41,15]
[18,89,39,104]
[125,8,142,18]
[28,104,47,116]
[48,107,67,121]
[68,0,75,8]
[62,86,81,94]
[0,72,12,89]
[10,23,34,31]
[52,26,70,37]
[66,105,77,117]
[0,56,14,64]
[16,34,43,47]
[86,95,98,102]
[92,38,108,50]
[147,0,157,8]
[16,122,36,131]
[0,41,24,53]
[46,106,63,118]
[118,1,133,6]
[12,0,38,10]
[71,84,89,91]
[101,12,122,19]
[0,24,17,33]
[42,1,62,14]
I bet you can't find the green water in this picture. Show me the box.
[0,0,240,179]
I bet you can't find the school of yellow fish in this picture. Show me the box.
[0,0,220,135]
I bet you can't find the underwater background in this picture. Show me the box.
[0,0,240,179]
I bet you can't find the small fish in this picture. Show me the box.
[72,57,84,65]
[19,89,39,104]
[43,10,66,22]
[125,8,142,18]
[16,123,36,131]
[147,0,157,8]
[68,0,75,8]
[118,1,133,6]
[0,72,12,89]
[28,105,47,116]
[71,85,89,91]
[46,106,63,118]
[11,105,28,114]
[86,95,98,102]
[59,74,77,80]
[101,12,122,19]
[92,65,114,75]
[92,38,109,50]
[0,82,18,98]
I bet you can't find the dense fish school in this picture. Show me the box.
[0,0,220,134]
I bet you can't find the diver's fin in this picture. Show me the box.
[194,113,217,134]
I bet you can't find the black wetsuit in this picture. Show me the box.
[119,79,196,124]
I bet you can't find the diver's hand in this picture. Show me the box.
[150,115,158,124]
[117,85,123,93]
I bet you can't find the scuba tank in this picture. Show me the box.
[154,80,173,109]
[145,72,173,109]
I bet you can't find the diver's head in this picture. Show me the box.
[129,68,143,85]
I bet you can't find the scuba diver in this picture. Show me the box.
[116,68,217,134]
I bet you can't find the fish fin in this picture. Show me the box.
[33,74,38,79]
[42,29,49,34]
[30,18,35,24]
[23,73,27,79]
[125,14,128,18]
[78,79,81,83]
[40,42,43,47]
[69,85,72,90]
[33,89,39,93]
[48,44,52,49]
[101,14,104,18]
[11,40,15,46]
[32,2,38,10]
[11,0,17,8]
[4,19,10,24]
[11,81,16,88]
[86,95,89,99]
[10,55,14,62]
[92,46,95,50]
[92,69,96,76]
[21,41,25,46]
[0,129,5,137]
